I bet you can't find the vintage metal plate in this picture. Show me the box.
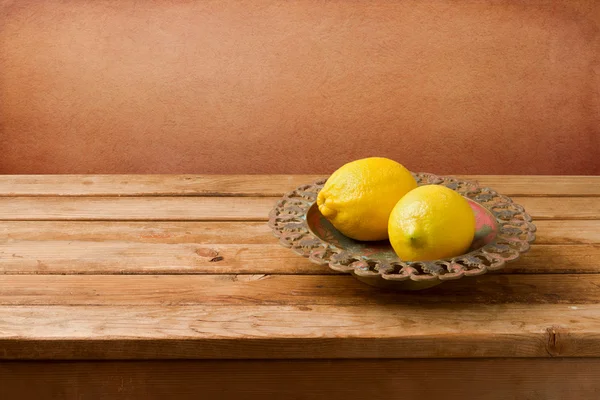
[269,172,536,290]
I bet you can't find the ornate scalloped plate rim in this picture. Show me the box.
[268,172,537,288]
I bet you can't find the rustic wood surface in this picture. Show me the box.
[2,359,600,400]
[0,195,598,220]
[0,175,599,397]
[1,175,598,196]
[0,174,599,358]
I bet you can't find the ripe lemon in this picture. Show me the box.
[317,157,417,241]
[388,185,475,261]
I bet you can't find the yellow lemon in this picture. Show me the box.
[317,157,417,241]
[388,185,475,261]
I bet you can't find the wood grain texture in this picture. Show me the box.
[533,220,600,244]
[2,359,600,400]
[0,241,329,275]
[0,221,276,244]
[515,197,600,220]
[0,175,325,197]
[1,219,599,244]
[0,196,273,221]
[0,196,597,220]
[0,274,599,305]
[0,241,597,274]
[0,175,597,365]
[503,244,600,274]
[463,175,600,197]
[1,304,599,359]
[0,220,276,245]
[0,175,598,196]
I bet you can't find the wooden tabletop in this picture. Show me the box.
[0,174,599,360]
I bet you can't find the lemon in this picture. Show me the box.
[388,185,475,261]
[317,157,417,241]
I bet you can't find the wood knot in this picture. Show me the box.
[195,248,223,262]
[546,326,566,357]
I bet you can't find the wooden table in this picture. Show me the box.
[0,175,599,399]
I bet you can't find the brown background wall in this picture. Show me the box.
[1,0,598,175]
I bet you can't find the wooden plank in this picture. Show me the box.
[0,242,331,275]
[0,221,275,244]
[1,219,599,245]
[0,175,324,197]
[0,196,597,221]
[462,175,600,197]
[0,175,598,197]
[0,274,599,306]
[2,359,600,400]
[0,196,274,221]
[533,220,600,244]
[1,304,599,359]
[504,244,600,274]
[0,241,597,274]
[514,196,600,220]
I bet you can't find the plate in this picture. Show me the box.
[268,172,536,290]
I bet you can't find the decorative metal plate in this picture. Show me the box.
[268,172,536,290]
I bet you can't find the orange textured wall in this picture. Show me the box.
[0,0,598,174]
